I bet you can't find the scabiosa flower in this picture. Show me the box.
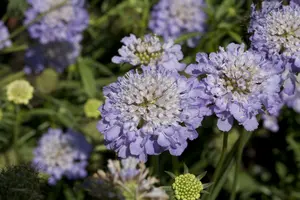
[112,34,185,72]
[262,114,279,132]
[283,74,300,113]
[98,67,210,161]
[24,0,89,44]
[149,0,206,47]
[85,157,169,200]
[186,43,283,132]
[84,98,103,118]
[33,128,92,185]
[0,21,12,50]
[249,1,300,95]
[24,38,80,74]
[249,1,300,58]
[6,80,34,105]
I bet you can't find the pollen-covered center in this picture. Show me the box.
[219,63,264,101]
[44,0,75,27]
[266,8,300,56]
[116,71,181,133]
[134,36,163,65]
[172,173,203,200]
[42,138,72,168]
[170,1,199,24]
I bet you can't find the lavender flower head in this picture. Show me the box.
[186,43,283,132]
[98,67,211,161]
[262,114,279,132]
[149,0,206,47]
[24,38,80,74]
[249,1,300,58]
[112,34,185,72]
[25,0,89,44]
[249,1,300,95]
[0,21,12,50]
[88,157,169,200]
[33,128,92,185]
[283,74,300,113]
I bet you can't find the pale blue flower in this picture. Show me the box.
[98,67,211,161]
[186,43,283,131]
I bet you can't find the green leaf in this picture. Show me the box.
[77,57,97,98]
[7,0,28,17]
[203,183,214,189]
[165,171,176,179]
[227,31,242,43]
[183,163,189,174]
[275,162,288,179]
[80,57,114,76]
[197,171,207,180]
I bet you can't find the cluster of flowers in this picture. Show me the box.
[3,0,300,192]
[98,0,300,164]
[24,0,89,73]
[84,157,168,200]
[249,0,300,131]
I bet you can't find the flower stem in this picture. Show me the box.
[209,131,252,200]
[229,131,247,200]
[208,132,228,200]
[13,105,21,164]
[0,71,25,88]
[0,44,28,54]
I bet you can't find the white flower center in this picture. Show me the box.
[133,36,163,65]
[115,70,181,134]
[40,136,74,169]
[217,62,265,102]
[169,0,201,25]
[266,7,300,56]
[43,0,75,27]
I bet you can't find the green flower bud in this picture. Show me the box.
[84,98,103,118]
[36,68,58,94]
[172,173,203,200]
[6,80,34,105]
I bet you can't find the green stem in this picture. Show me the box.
[230,132,247,200]
[174,32,203,44]
[13,105,21,164]
[207,132,228,200]
[209,131,252,200]
[0,44,28,54]
[89,1,130,26]
[0,71,25,88]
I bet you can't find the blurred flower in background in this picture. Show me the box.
[186,43,283,131]
[6,80,34,105]
[24,0,88,74]
[149,0,206,47]
[112,34,185,72]
[84,98,103,118]
[98,67,211,161]
[33,128,92,184]
[0,21,12,50]
[84,157,169,200]
[262,114,279,132]
[24,0,89,44]
[24,38,81,74]
[249,0,300,95]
